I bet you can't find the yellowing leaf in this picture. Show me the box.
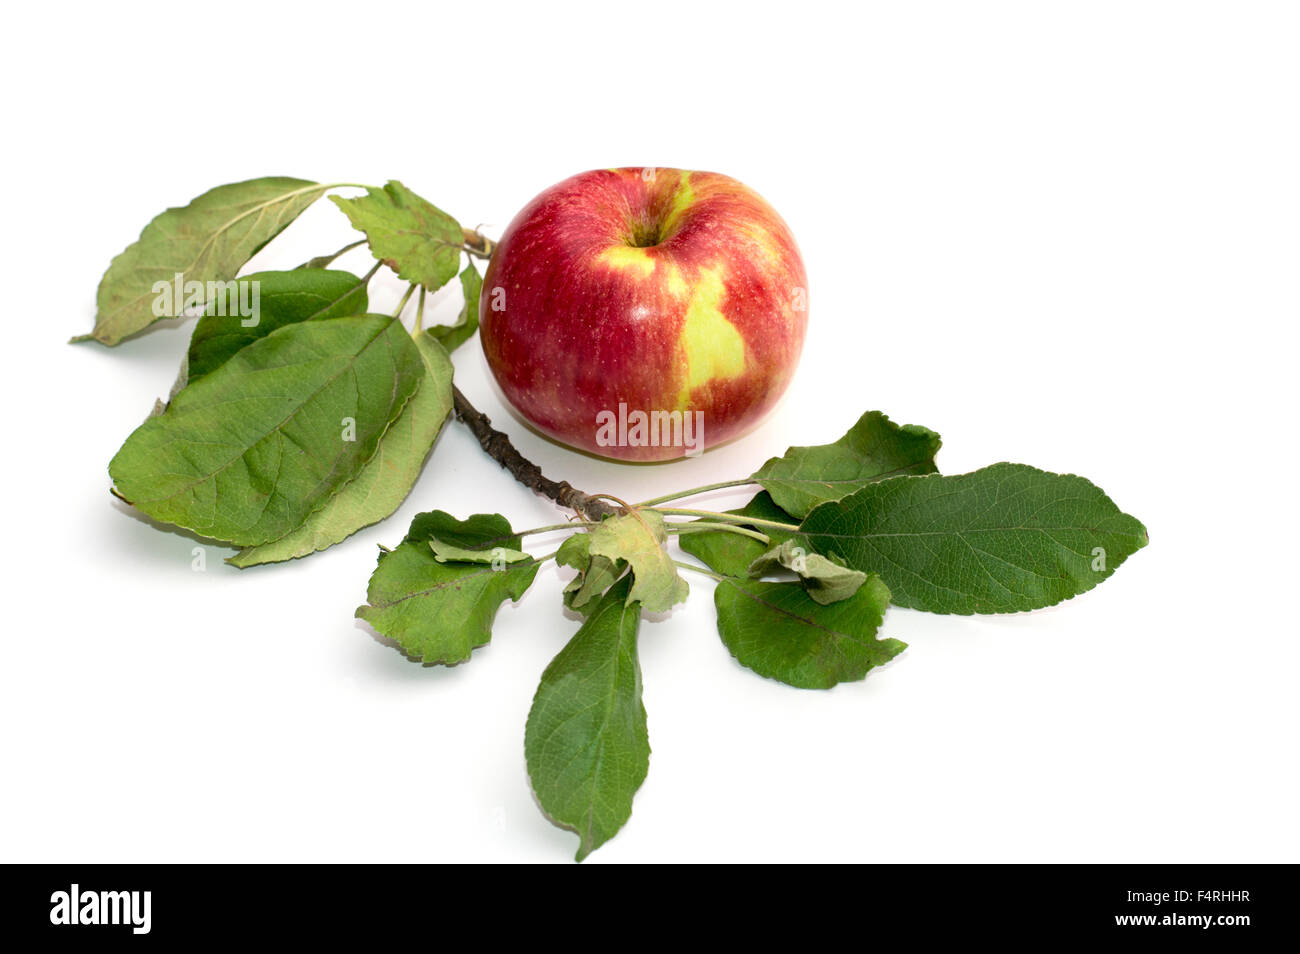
[587,511,688,613]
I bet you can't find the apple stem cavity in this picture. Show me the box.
[627,217,663,248]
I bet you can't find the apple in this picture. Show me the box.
[479,167,808,461]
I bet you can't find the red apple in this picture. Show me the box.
[479,167,808,461]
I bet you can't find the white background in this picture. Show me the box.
[2,1,1296,863]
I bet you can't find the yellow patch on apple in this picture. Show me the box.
[739,222,784,268]
[597,245,656,277]
[659,172,695,237]
[664,262,689,298]
[675,266,747,407]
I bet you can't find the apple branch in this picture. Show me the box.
[451,386,619,522]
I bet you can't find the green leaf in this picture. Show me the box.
[355,511,541,665]
[78,177,330,346]
[588,511,688,613]
[109,315,423,546]
[747,539,868,605]
[400,510,516,550]
[676,491,797,578]
[330,181,463,292]
[557,532,627,616]
[525,577,648,861]
[555,532,590,572]
[752,410,941,517]
[227,332,454,566]
[713,575,901,689]
[800,463,1149,614]
[427,260,482,353]
[186,269,368,383]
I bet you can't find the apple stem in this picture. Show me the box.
[392,282,417,319]
[633,479,759,508]
[651,507,800,533]
[666,522,771,545]
[514,520,600,536]
[295,238,367,270]
[450,385,621,522]
[414,286,427,332]
[671,559,725,583]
